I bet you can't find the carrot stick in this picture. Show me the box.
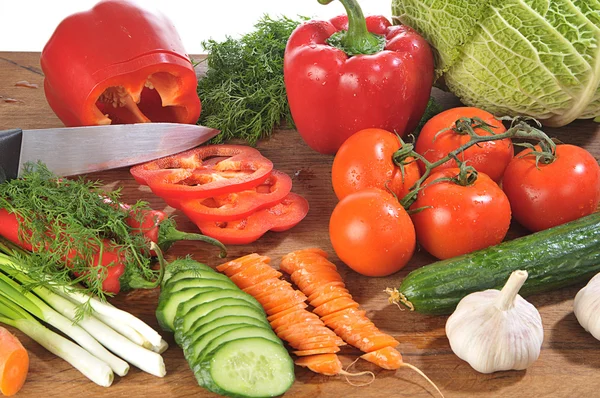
[0,326,29,397]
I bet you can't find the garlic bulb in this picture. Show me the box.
[574,273,600,340]
[445,270,544,373]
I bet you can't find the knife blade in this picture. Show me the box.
[0,123,220,181]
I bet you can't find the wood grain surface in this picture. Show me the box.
[1,52,600,398]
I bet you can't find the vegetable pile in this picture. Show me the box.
[391,0,600,126]
[130,144,309,245]
[330,108,600,281]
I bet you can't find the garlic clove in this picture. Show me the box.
[574,273,600,340]
[446,270,544,374]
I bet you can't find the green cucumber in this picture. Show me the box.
[156,287,219,331]
[163,277,236,296]
[175,290,263,339]
[185,322,275,364]
[162,258,214,287]
[181,306,269,349]
[193,337,295,398]
[197,325,281,364]
[163,270,234,292]
[390,212,600,315]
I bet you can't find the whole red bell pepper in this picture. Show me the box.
[284,0,434,154]
[40,0,201,127]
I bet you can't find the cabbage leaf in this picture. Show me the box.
[392,0,600,127]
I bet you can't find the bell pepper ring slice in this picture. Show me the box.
[130,145,274,201]
[176,170,293,222]
[193,193,309,245]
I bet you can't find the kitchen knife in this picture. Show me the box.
[0,123,220,181]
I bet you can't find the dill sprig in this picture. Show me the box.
[197,15,308,145]
[0,163,158,299]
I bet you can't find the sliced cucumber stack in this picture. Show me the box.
[156,259,294,397]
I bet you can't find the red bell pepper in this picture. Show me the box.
[193,193,309,245]
[284,0,434,154]
[177,170,293,222]
[130,145,273,201]
[40,0,200,127]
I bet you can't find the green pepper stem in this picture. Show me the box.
[159,222,227,258]
[319,0,383,55]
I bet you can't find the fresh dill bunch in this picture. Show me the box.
[0,162,159,299]
[197,15,308,145]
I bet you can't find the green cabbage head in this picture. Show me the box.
[391,0,600,127]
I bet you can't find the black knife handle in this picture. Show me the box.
[0,129,23,183]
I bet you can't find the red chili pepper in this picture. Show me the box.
[40,0,200,126]
[284,0,434,154]
[193,193,309,245]
[123,206,227,256]
[176,170,293,222]
[0,208,130,294]
[130,145,273,201]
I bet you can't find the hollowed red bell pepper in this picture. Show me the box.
[193,193,309,245]
[284,0,434,154]
[130,145,273,202]
[178,170,293,222]
[40,0,200,127]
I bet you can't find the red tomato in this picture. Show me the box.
[415,107,513,182]
[329,188,416,277]
[502,144,600,232]
[410,168,511,260]
[331,128,421,200]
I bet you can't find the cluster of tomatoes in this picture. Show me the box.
[329,107,600,277]
[130,145,309,245]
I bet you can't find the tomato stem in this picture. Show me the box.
[393,116,556,209]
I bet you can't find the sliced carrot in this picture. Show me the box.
[244,278,291,297]
[228,263,282,289]
[294,354,342,376]
[0,326,29,397]
[345,331,399,352]
[262,291,308,312]
[321,307,367,324]
[361,347,404,370]
[267,304,308,322]
[266,299,311,316]
[280,248,332,272]
[313,296,361,317]
[270,310,320,331]
[308,286,351,306]
[216,253,268,274]
[293,347,341,356]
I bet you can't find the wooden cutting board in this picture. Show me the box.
[1,51,600,398]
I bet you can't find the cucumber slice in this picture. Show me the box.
[175,289,263,338]
[163,277,236,296]
[163,270,234,293]
[156,286,219,331]
[194,337,294,397]
[162,259,215,287]
[184,322,268,364]
[180,305,269,349]
[198,325,281,363]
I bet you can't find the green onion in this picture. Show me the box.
[0,295,114,387]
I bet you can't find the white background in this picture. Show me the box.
[0,0,392,53]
